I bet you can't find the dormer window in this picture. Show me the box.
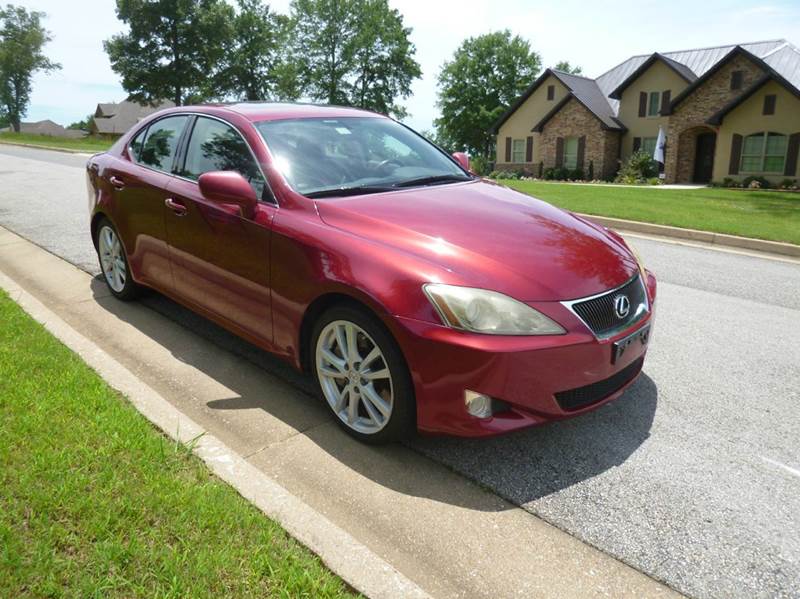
[648,91,661,117]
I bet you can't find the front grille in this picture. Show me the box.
[569,275,648,338]
[555,358,644,412]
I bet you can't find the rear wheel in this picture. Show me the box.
[311,305,415,444]
[95,218,142,301]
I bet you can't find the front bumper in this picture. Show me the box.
[392,271,657,437]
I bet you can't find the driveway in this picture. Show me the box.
[1,144,799,598]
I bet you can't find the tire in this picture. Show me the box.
[311,304,416,444]
[94,217,142,301]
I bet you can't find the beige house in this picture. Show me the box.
[0,119,86,139]
[91,98,175,137]
[491,40,800,184]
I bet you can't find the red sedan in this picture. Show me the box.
[87,103,656,443]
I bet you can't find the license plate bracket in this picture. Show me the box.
[612,324,650,364]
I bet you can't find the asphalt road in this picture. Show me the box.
[2,144,799,599]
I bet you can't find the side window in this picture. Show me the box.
[139,115,189,172]
[128,126,147,162]
[182,117,267,199]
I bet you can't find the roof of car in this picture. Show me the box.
[212,102,385,122]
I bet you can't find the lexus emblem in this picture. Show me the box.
[613,294,630,319]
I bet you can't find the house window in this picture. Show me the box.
[763,94,776,115]
[648,91,661,117]
[740,132,787,173]
[641,137,657,157]
[563,137,579,169]
[512,139,526,163]
[547,85,555,101]
[730,70,743,90]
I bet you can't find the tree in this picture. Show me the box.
[290,0,420,117]
[104,0,234,106]
[554,60,582,75]
[0,5,60,132]
[68,114,94,130]
[435,31,541,156]
[213,0,299,101]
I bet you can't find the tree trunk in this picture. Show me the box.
[12,119,20,133]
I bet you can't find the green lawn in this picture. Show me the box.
[0,291,357,598]
[500,180,800,245]
[0,131,114,153]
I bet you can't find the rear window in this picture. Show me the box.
[137,115,189,172]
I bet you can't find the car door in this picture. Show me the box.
[103,114,190,291]
[163,115,275,344]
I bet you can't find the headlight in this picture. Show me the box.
[423,284,565,335]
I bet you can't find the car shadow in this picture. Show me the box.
[90,276,658,512]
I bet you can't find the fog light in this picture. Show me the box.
[464,390,493,419]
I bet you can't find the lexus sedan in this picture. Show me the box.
[86,103,656,443]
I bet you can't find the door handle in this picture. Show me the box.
[165,197,188,216]
[109,175,126,190]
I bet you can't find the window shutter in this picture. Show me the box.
[525,136,533,162]
[638,92,647,117]
[632,137,641,152]
[555,137,564,167]
[785,132,800,176]
[660,90,671,114]
[729,134,743,175]
[576,136,586,169]
[504,137,512,162]
[763,95,776,115]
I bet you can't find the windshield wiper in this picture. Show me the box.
[305,185,395,199]
[393,174,473,188]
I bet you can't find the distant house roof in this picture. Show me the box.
[494,39,800,135]
[92,98,175,135]
[0,119,86,138]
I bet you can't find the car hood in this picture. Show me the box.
[315,179,638,301]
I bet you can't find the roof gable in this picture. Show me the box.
[706,70,800,125]
[608,53,696,99]
[488,69,563,134]
[532,93,625,133]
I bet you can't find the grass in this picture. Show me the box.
[0,131,114,153]
[500,180,800,245]
[0,290,357,598]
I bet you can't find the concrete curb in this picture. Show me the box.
[0,267,430,599]
[580,213,800,259]
[0,140,97,155]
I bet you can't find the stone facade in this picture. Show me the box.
[540,98,621,180]
[664,53,765,182]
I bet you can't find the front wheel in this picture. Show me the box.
[95,218,142,301]
[312,305,416,444]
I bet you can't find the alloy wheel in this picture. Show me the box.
[98,225,127,293]
[315,320,394,435]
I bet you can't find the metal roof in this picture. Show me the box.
[550,71,622,130]
[595,39,796,114]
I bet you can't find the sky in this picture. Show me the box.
[20,0,800,133]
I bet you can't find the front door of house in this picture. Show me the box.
[693,132,716,183]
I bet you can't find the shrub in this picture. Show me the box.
[469,154,491,176]
[614,150,659,184]
[722,177,739,188]
[779,178,798,189]
[742,175,771,189]
[568,168,584,181]
[493,169,521,180]
[647,177,663,185]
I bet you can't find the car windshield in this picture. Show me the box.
[255,116,470,197]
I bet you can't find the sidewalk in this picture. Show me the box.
[0,225,679,598]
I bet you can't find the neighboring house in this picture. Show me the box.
[491,39,800,184]
[0,119,86,139]
[91,98,175,137]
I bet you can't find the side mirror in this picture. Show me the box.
[198,171,257,218]
[451,151,471,173]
